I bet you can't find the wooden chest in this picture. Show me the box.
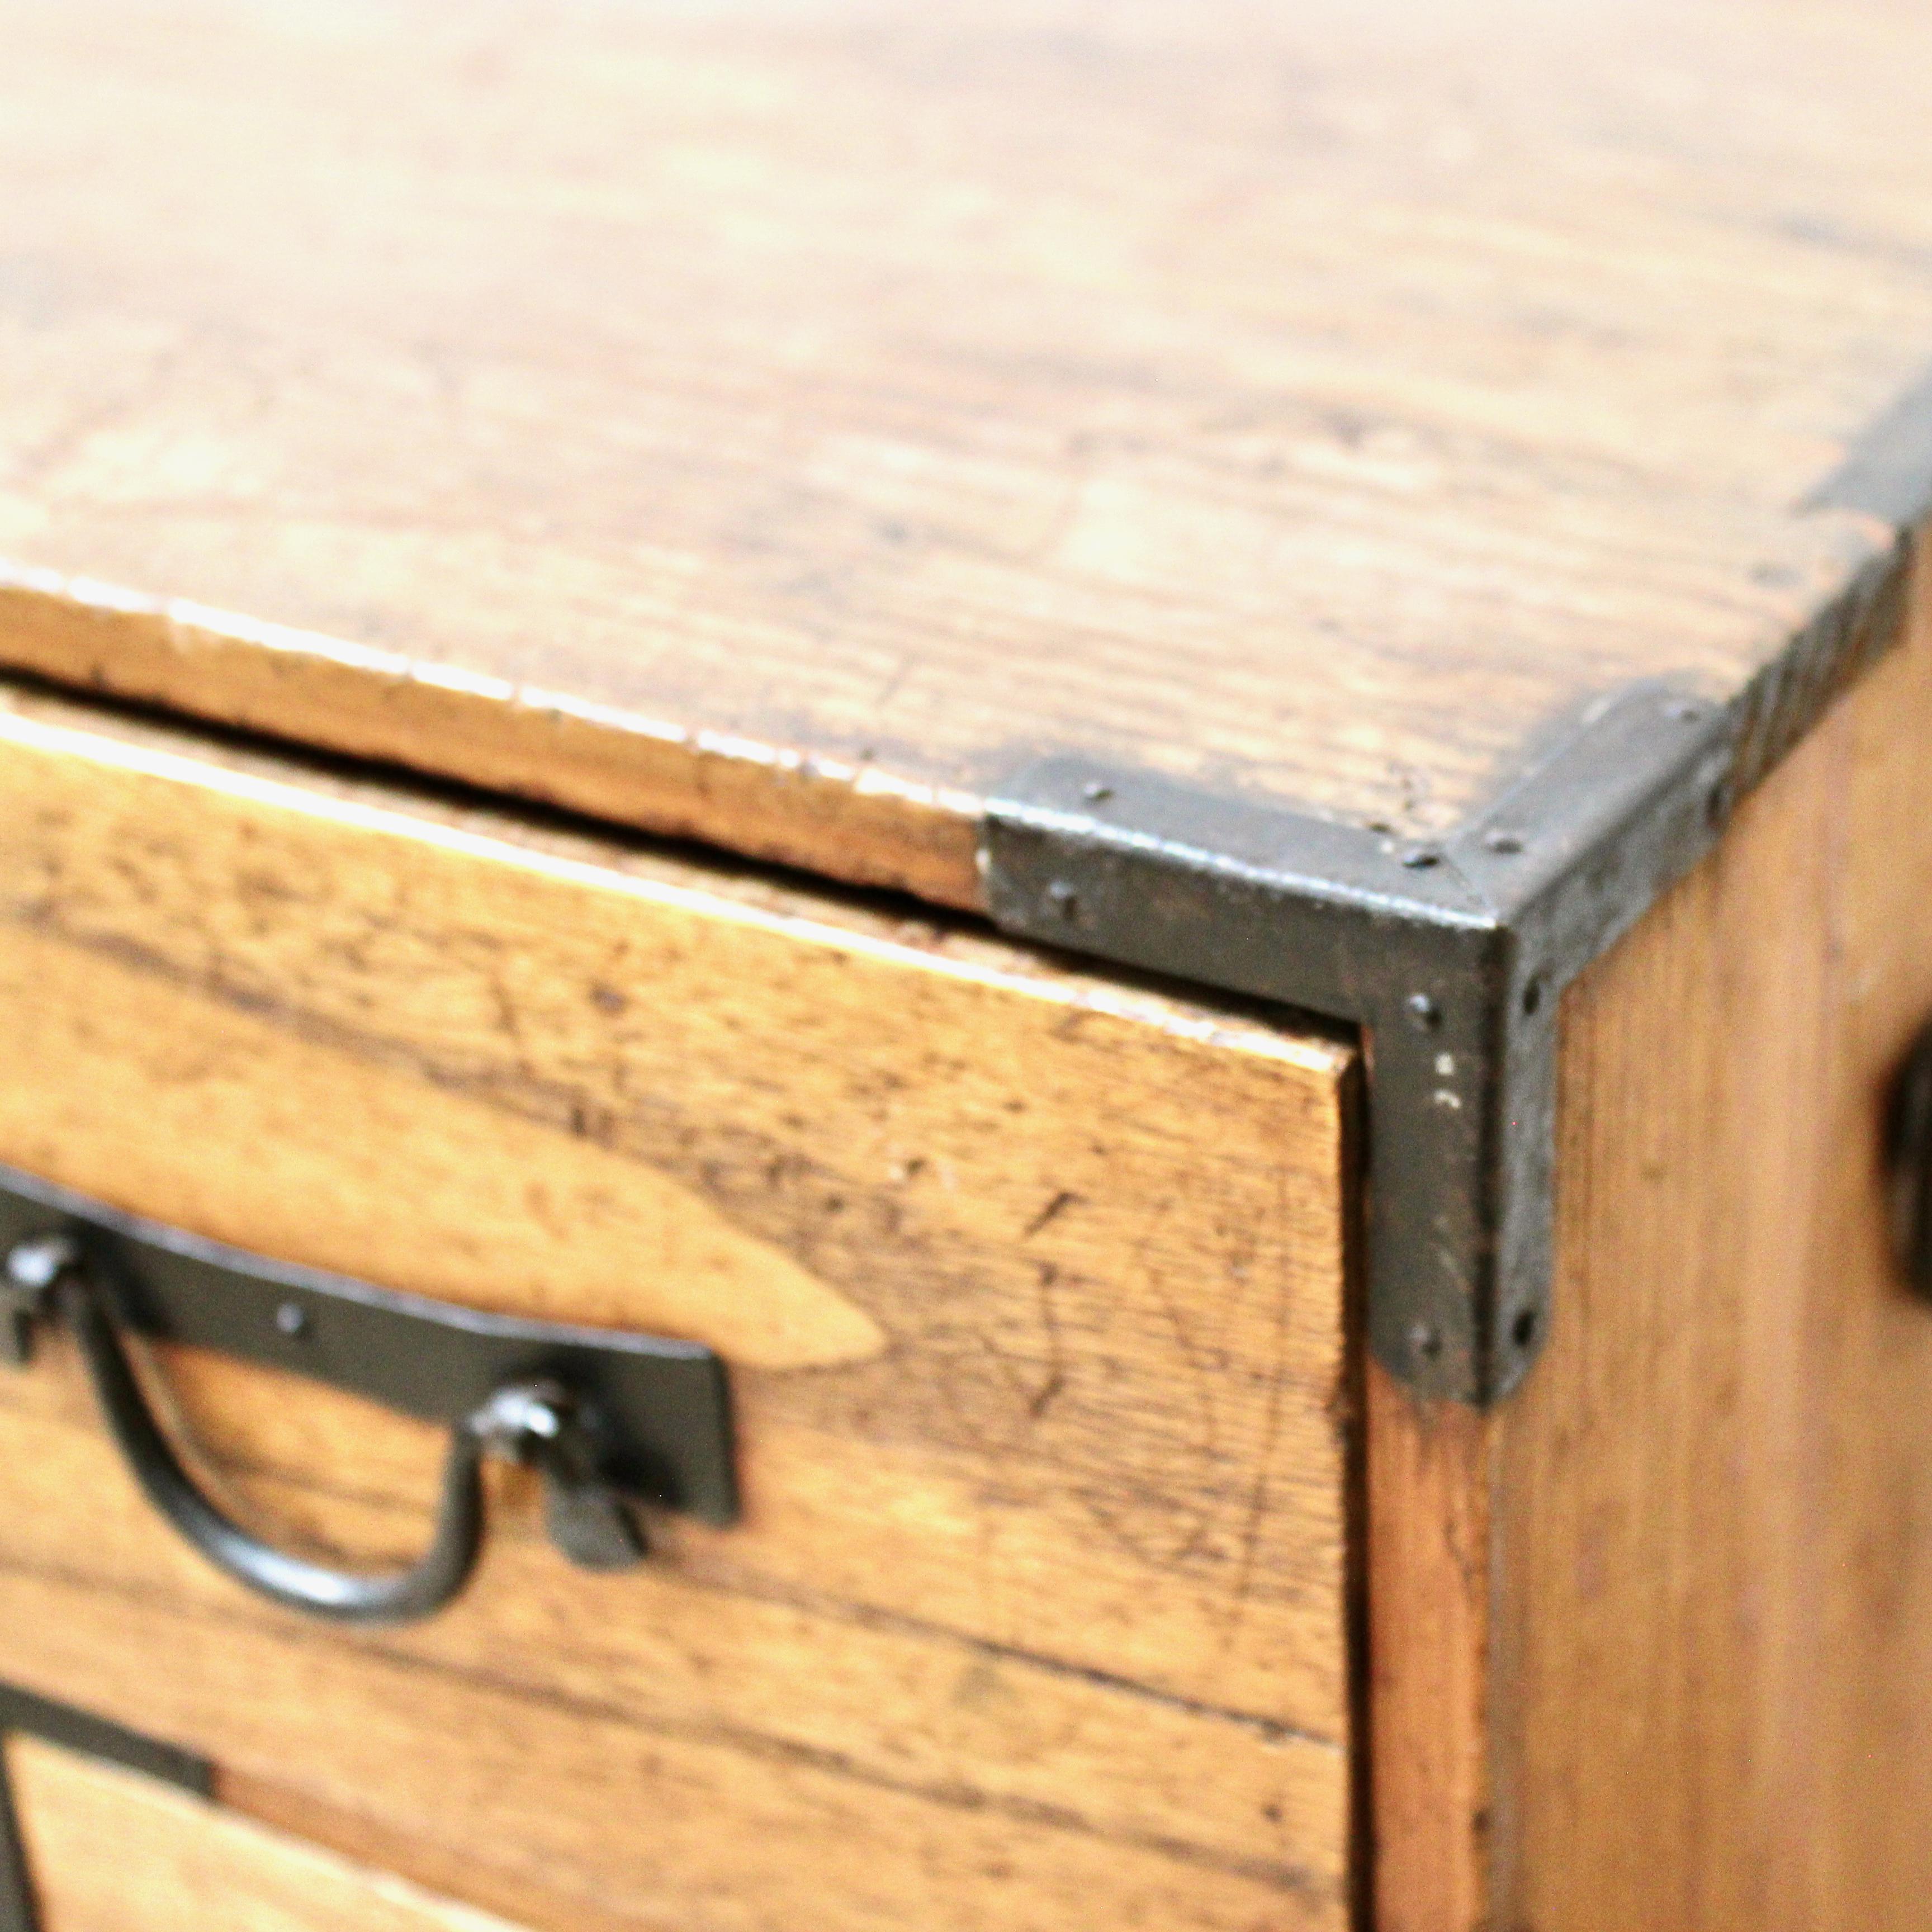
[0,4,1928,1928]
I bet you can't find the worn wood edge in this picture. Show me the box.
[0,519,1917,948]
[0,562,986,910]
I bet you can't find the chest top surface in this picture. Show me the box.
[1,0,1929,908]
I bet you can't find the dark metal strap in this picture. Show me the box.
[0,1751,31,1932]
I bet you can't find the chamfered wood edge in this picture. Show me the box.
[0,562,989,911]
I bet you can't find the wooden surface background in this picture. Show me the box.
[0,684,1359,1931]
[2,0,1931,900]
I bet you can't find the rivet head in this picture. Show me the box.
[1409,1321,1444,1362]
[276,1301,309,1338]
[1482,828,1524,855]
[4,1233,79,1292]
[1081,781,1115,805]
[1045,880,1081,921]
[1405,993,1442,1031]
[1399,845,1443,869]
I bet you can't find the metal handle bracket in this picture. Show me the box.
[0,1162,735,1625]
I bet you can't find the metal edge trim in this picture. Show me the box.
[980,523,1920,1401]
[1805,362,1932,529]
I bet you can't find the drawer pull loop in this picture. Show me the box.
[0,1162,736,1628]
[19,1239,646,1624]
[51,1245,491,1624]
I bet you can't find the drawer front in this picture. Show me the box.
[7,1734,524,1932]
[0,689,1358,1930]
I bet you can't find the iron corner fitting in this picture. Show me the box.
[980,683,1736,1405]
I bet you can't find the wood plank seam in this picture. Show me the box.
[0,1550,1342,1911]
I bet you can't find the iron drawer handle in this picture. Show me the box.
[53,1244,489,1623]
[0,1162,736,1628]
[13,1235,642,1625]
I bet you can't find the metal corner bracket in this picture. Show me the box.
[981,683,1735,1404]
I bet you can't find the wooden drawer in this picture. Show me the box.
[0,685,1359,1931]
[7,1734,527,1932]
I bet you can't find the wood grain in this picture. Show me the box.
[2,1,1929,898]
[7,1735,526,1932]
[0,686,1358,1929]
[1364,1366,1494,1932]
[217,1769,698,1932]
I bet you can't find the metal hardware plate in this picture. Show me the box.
[984,683,1735,1403]
[0,1163,736,1525]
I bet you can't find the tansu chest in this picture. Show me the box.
[0,7,1930,1931]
